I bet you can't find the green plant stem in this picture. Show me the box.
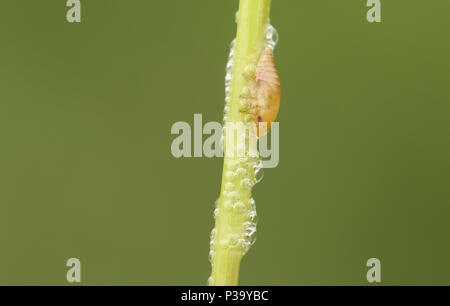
[209,0,272,286]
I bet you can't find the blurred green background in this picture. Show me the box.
[0,0,449,285]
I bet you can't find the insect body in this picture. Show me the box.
[243,48,281,137]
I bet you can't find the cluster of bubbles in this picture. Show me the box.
[207,276,214,286]
[208,156,261,270]
[266,24,279,51]
[219,39,236,151]
[221,23,278,145]
[223,40,235,126]
[208,22,278,284]
[224,24,278,122]
[208,225,217,265]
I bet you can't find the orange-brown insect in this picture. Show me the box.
[242,48,281,137]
